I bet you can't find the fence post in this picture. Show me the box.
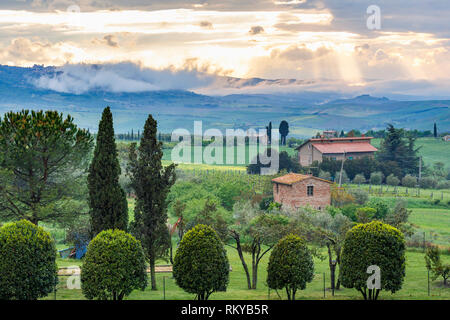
[423,232,426,253]
[427,270,430,296]
[323,273,326,299]
[163,276,166,300]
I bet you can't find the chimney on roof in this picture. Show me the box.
[323,130,337,139]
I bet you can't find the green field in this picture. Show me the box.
[43,197,450,300]
[158,137,450,169]
[346,184,450,203]
[10,136,450,300]
[162,144,295,167]
[409,208,450,246]
[372,137,450,169]
[47,245,449,300]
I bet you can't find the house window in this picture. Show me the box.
[348,156,353,160]
[276,184,279,193]
[307,185,314,196]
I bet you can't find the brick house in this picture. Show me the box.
[272,173,332,210]
[295,136,378,167]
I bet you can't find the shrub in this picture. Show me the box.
[318,170,331,181]
[326,206,341,217]
[370,171,384,185]
[402,174,417,188]
[331,185,355,207]
[355,207,376,223]
[81,229,147,300]
[386,174,400,186]
[340,204,358,222]
[341,221,406,300]
[0,220,58,300]
[267,234,314,300]
[217,180,252,210]
[173,224,229,300]
[425,245,450,286]
[353,174,366,185]
[436,180,450,190]
[367,198,390,219]
[259,196,274,211]
[348,188,369,205]
[420,176,437,189]
[267,201,282,212]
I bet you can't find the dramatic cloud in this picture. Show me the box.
[103,35,119,47]
[249,26,264,35]
[0,38,77,65]
[272,44,330,61]
[31,62,219,94]
[199,21,213,29]
[0,1,449,97]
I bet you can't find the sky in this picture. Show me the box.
[1,0,450,97]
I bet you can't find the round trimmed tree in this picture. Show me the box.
[340,221,406,300]
[81,229,147,300]
[0,220,58,300]
[173,224,229,300]
[267,234,314,300]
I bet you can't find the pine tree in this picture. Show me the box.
[88,107,128,236]
[377,124,419,175]
[127,115,177,290]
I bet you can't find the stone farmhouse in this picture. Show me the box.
[272,173,332,210]
[295,135,378,167]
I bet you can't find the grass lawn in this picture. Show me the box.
[162,144,295,167]
[43,187,450,300]
[46,246,450,300]
[409,208,450,246]
[163,160,246,172]
[372,137,450,169]
[158,137,449,169]
[346,183,450,203]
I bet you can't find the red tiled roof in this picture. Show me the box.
[272,173,332,185]
[312,142,378,154]
[311,137,373,142]
[295,137,374,150]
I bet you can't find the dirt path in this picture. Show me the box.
[58,265,173,276]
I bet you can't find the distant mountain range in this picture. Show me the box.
[0,64,448,137]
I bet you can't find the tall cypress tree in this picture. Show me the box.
[434,122,437,138]
[88,107,128,236]
[279,120,289,146]
[127,114,176,290]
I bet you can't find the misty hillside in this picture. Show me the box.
[0,65,449,136]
